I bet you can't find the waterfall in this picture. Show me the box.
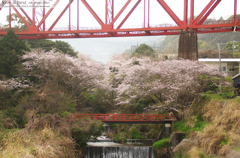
[85,146,155,158]
[127,139,156,145]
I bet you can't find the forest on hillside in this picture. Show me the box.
[159,14,240,54]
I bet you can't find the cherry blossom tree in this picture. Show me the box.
[107,55,226,120]
[0,78,31,90]
[19,49,112,114]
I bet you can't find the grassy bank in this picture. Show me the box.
[154,93,240,158]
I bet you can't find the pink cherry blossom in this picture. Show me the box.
[107,55,226,107]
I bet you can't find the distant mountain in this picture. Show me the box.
[158,14,240,53]
[62,36,164,64]
[159,32,240,53]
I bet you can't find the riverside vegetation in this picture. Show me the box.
[0,30,238,158]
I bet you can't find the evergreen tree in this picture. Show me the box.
[55,40,78,57]
[0,30,30,78]
[131,44,156,58]
[28,39,78,57]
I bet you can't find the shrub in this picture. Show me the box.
[153,137,170,150]
[119,136,127,143]
[128,126,145,139]
[153,137,171,158]
[173,117,208,137]
[71,117,104,148]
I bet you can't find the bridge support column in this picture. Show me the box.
[102,124,113,136]
[160,123,172,139]
[178,31,198,60]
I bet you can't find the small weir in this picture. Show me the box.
[86,137,155,158]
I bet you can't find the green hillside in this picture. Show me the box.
[159,15,240,53]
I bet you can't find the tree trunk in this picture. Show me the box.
[148,96,157,103]
[169,109,181,121]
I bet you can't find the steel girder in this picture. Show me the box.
[0,0,239,39]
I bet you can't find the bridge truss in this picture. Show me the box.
[0,0,239,39]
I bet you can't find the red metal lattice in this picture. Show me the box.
[0,0,239,39]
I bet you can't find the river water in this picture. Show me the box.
[85,138,155,158]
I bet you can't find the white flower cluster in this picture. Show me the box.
[21,49,111,90]
[107,55,226,105]
[0,78,31,90]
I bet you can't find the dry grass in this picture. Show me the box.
[187,147,201,158]
[189,99,240,157]
[106,130,114,139]
[25,113,71,137]
[0,113,79,158]
[0,117,17,129]
[173,98,240,158]
[0,127,75,158]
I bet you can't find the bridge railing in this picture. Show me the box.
[120,23,178,29]
[66,113,170,122]
[202,20,233,25]
[44,27,101,31]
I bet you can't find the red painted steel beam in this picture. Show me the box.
[144,0,146,28]
[112,0,114,28]
[48,0,74,31]
[69,0,71,31]
[156,0,183,26]
[4,26,237,40]
[32,0,35,26]
[189,0,194,29]
[110,0,131,26]
[81,0,104,27]
[195,23,234,28]
[196,28,234,34]
[117,0,142,29]
[190,0,194,22]
[198,0,221,25]
[105,0,108,24]
[0,31,199,39]
[105,0,114,30]
[15,1,32,23]
[43,0,45,31]
[0,25,181,35]
[234,0,237,25]
[183,0,188,30]
[148,0,150,28]
[0,2,5,11]
[6,0,31,28]
[192,0,215,26]
[1,0,238,39]
[77,0,79,30]
[37,0,60,28]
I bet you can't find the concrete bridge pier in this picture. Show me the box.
[160,123,172,139]
[178,31,198,60]
[102,124,113,136]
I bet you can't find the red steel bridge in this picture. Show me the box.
[66,113,175,123]
[0,0,239,39]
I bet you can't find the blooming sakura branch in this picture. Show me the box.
[107,55,226,107]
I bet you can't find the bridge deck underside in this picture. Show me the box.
[0,24,239,39]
